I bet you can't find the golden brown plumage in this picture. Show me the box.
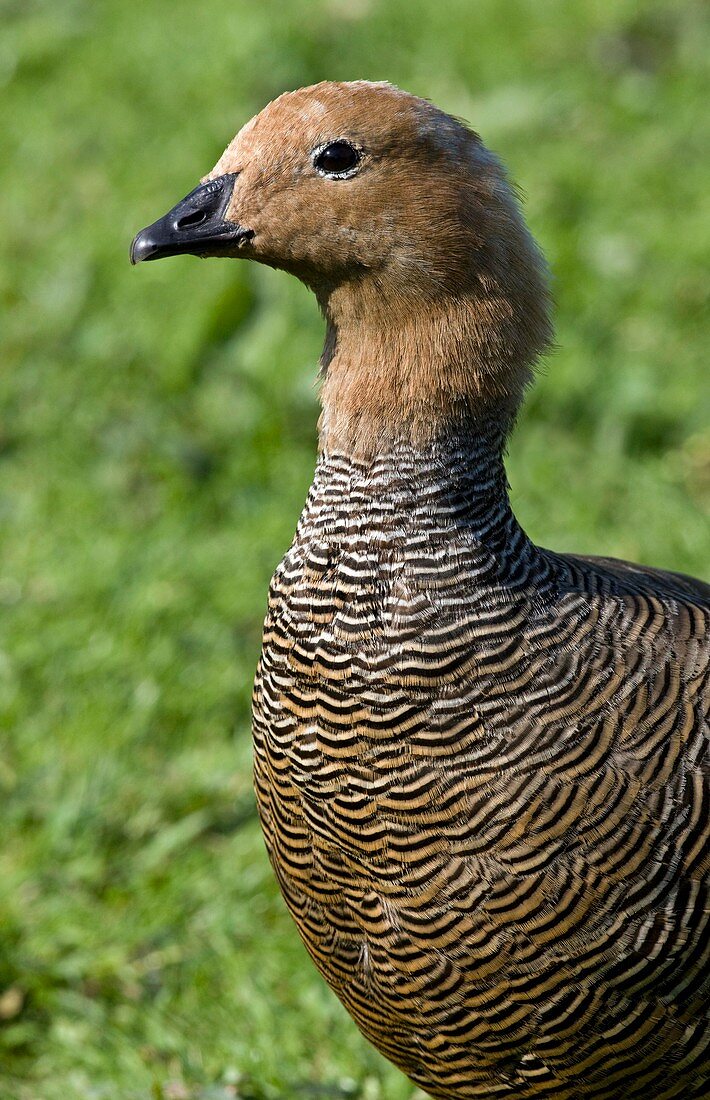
[131,81,709,1099]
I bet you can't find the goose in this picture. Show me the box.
[131,81,709,1100]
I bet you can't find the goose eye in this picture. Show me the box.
[313,141,361,178]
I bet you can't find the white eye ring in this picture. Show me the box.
[312,140,362,180]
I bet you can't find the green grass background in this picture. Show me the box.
[1,0,708,1097]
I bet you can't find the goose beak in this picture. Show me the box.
[130,173,253,264]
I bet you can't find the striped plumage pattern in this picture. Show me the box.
[253,432,710,1100]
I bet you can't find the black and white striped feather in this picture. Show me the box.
[253,433,709,1100]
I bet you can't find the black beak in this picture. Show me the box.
[130,173,253,264]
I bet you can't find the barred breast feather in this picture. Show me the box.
[253,438,709,1100]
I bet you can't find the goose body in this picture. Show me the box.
[132,81,710,1099]
[255,437,709,1098]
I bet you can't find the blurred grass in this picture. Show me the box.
[0,0,708,1097]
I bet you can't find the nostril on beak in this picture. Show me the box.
[130,173,241,264]
[176,209,208,231]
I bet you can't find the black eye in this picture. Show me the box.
[313,141,361,178]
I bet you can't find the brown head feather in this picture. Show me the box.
[207,81,553,454]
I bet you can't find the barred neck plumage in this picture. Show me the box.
[296,426,551,593]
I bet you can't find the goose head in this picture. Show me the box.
[131,81,552,453]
